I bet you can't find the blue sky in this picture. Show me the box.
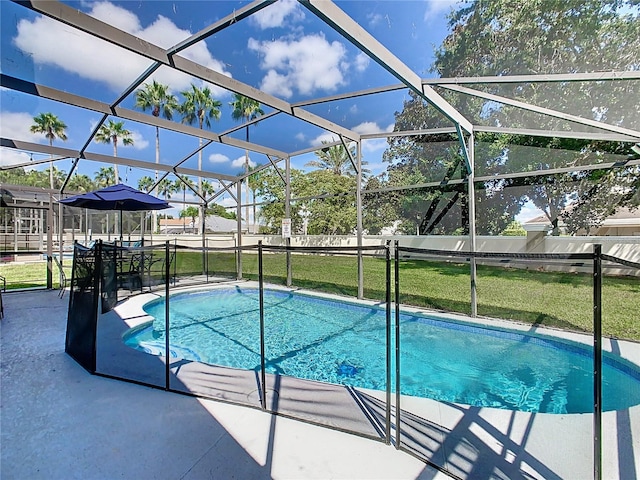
[0,0,460,212]
[1,0,548,222]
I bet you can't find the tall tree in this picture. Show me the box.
[305,142,366,177]
[206,203,236,220]
[67,173,95,193]
[138,175,154,193]
[229,94,264,232]
[94,167,115,187]
[30,113,67,190]
[431,0,640,234]
[157,178,177,201]
[93,166,116,234]
[254,168,306,234]
[299,170,357,235]
[382,0,640,235]
[247,165,264,233]
[180,84,221,230]
[94,119,134,184]
[137,175,155,234]
[201,179,216,200]
[135,80,178,232]
[174,177,195,233]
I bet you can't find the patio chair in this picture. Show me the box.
[125,253,143,292]
[53,257,67,298]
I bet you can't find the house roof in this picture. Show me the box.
[524,207,640,230]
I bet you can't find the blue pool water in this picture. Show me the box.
[123,287,640,414]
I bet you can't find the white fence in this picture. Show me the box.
[20,232,635,276]
[134,233,640,276]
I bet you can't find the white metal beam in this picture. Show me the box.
[0,138,237,181]
[16,1,361,150]
[425,71,640,85]
[2,74,289,159]
[167,1,276,55]
[300,0,473,134]
[440,84,640,140]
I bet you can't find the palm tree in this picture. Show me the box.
[30,112,67,190]
[138,176,154,193]
[137,175,155,233]
[44,166,67,190]
[157,178,177,201]
[180,84,221,235]
[93,166,116,234]
[229,94,264,232]
[174,177,195,232]
[94,166,116,188]
[247,165,263,233]
[67,173,95,193]
[201,179,216,199]
[305,141,368,177]
[135,81,178,232]
[94,120,134,184]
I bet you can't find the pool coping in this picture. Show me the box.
[107,280,640,479]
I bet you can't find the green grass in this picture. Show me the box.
[3,251,639,341]
[0,261,71,290]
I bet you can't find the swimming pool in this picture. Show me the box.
[123,286,640,414]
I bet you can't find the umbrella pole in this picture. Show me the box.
[120,210,123,242]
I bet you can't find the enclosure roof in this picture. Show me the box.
[1,0,639,196]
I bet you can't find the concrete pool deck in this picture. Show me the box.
[3,285,639,479]
[1,288,450,480]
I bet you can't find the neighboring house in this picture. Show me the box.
[201,215,247,234]
[159,215,247,234]
[524,207,640,236]
[159,218,195,234]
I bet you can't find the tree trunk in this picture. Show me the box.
[198,136,204,234]
[153,126,160,233]
[245,126,250,233]
[114,142,119,238]
[113,141,119,185]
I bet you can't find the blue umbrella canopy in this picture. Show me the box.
[59,184,170,211]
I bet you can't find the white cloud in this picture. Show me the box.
[89,1,141,32]
[295,132,306,142]
[251,0,304,29]
[353,122,393,152]
[352,121,390,135]
[231,155,255,169]
[209,153,230,164]
[206,180,223,191]
[361,138,388,154]
[367,13,386,28]
[248,33,348,98]
[129,131,149,150]
[0,111,46,143]
[354,52,370,72]
[0,148,32,167]
[13,2,231,95]
[424,0,460,22]
[310,132,340,147]
[218,196,237,208]
[259,70,293,99]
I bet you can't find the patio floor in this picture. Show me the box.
[3,286,639,479]
[0,289,450,480]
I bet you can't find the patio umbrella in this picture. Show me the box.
[59,183,171,241]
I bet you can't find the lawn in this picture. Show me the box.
[2,251,639,341]
[199,251,639,341]
[0,261,71,290]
